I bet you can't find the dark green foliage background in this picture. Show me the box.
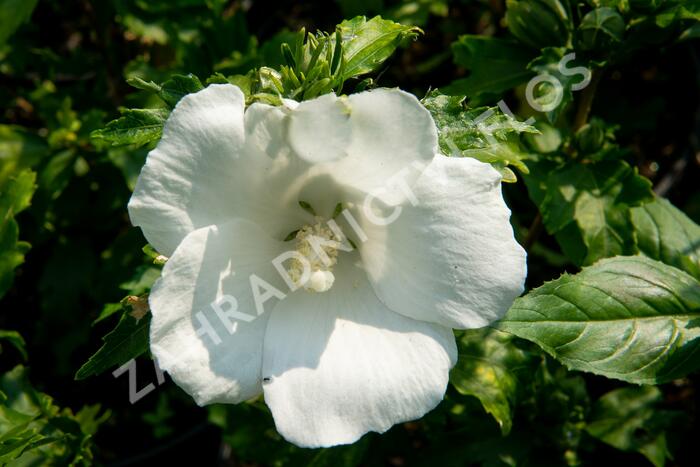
[1,0,700,465]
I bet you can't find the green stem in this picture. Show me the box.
[572,69,602,131]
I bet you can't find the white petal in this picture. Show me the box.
[335,88,438,204]
[149,219,287,405]
[128,84,303,256]
[281,88,438,208]
[287,93,351,163]
[245,102,291,160]
[243,102,349,225]
[261,257,456,448]
[359,155,527,329]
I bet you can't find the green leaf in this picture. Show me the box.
[534,159,653,266]
[252,17,417,101]
[586,386,680,467]
[307,439,370,467]
[158,74,204,108]
[524,121,562,153]
[0,365,106,464]
[498,256,700,384]
[578,7,626,52]
[0,330,27,361]
[632,197,700,280]
[93,265,159,326]
[0,0,39,46]
[92,303,124,326]
[422,90,536,178]
[75,312,151,380]
[90,108,169,148]
[443,35,536,97]
[0,169,37,298]
[0,125,48,183]
[680,22,700,41]
[337,15,420,80]
[126,76,162,93]
[653,2,700,28]
[126,74,204,108]
[450,329,531,435]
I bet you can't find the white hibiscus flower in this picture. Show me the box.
[128,83,527,448]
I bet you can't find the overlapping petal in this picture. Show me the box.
[261,257,457,447]
[128,85,303,256]
[315,88,439,206]
[359,155,527,329]
[149,219,287,405]
[132,83,527,449]
[244,87,440,221]
[287,93,351,163]
[273,88,439,209]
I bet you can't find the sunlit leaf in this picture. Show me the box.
[451,328,532,435]
[498,256,700,384]
[90,108,169,148]
[338,15,420,80]
[632,196,700,280]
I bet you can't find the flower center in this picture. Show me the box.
[287,217,342,293]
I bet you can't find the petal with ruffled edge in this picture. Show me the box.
[359,155,527,329]
[129,84,303,256]
[261,256,457,447]
[150,219,287,405]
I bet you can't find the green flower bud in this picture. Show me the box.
[505,0,572,49]
[575,119,606,154]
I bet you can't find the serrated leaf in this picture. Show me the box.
[90,108,169,147]
[586,386,680,467]
[498,256,700,384]
[422,91,535,176]
[158,74,204,107]
[337,15,420,80]
[0,169,37,298]
[443,35,536,97]
[75,312,151,380]
[450,328,531,435]
[632,196,700,280]
[537,159,653,266]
